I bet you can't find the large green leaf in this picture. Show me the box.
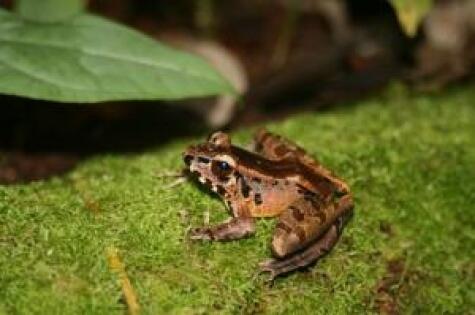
[0,9,233,102]
[15,0,86,23]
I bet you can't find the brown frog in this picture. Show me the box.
[183,129,354,280]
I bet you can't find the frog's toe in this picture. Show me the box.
[259,257,306,280]
[258,259,281,281]
[258,259,276,269]
[188,227,213,241]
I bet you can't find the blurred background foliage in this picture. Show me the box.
[389,0,432,36]
[0,0,233,102]
[1,0,474,183]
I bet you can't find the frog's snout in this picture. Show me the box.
[183,145,197,167]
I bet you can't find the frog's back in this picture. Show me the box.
[232,145,346,198]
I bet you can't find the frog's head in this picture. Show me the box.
[183,132,238,196]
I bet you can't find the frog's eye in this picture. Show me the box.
[211,159,233,179]
[218,161,230,171]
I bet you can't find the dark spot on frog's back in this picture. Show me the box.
[240,178,251,198]
[254,193,263,205]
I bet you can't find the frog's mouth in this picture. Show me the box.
[187,167,227,197]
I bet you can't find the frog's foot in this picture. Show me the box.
[189,227,214,241]
[258,259,280,281]
[189,217,255,241]
[259,223,340,280]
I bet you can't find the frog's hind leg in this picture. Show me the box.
[260,195,353,280]
[252,128,307,161]
[260,222,340,280]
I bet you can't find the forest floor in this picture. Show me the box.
[1,84,474,314]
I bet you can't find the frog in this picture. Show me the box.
[183,129,354,280]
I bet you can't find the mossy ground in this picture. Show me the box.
[1,85,474,314]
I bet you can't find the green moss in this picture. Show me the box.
[1,86,474,314]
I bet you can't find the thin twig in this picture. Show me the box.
[106,247,140,315]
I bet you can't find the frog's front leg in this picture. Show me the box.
[189,217,255,241]
[261,194,353,280]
